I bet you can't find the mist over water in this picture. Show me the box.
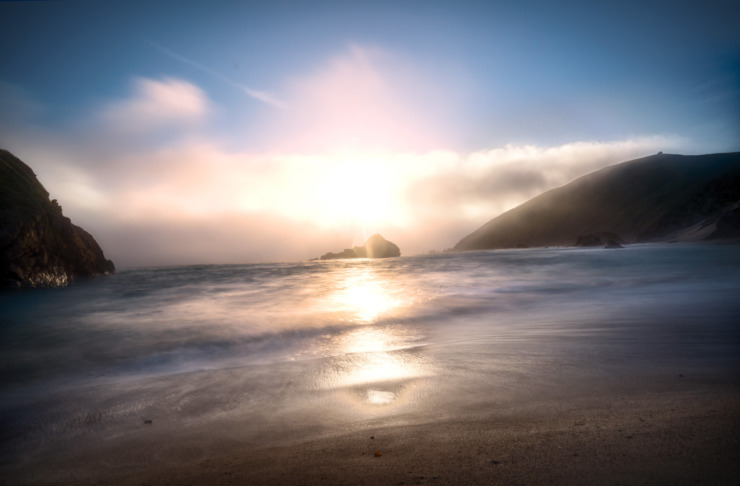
[2,244,739,467]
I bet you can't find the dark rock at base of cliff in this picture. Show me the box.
[319,234,401,260]
[1,149,115,288]
[575,232,625,248]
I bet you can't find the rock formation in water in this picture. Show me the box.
[319,233,401,260]
[1,149,115,288]
[454,152,740,251]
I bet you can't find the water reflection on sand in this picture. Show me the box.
[314,265,435,409]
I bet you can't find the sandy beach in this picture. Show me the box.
[5,368,738,486]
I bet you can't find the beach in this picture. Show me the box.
[6,371,739,485]
[2,245,739,484]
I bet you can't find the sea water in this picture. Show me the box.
[1,244,739,465]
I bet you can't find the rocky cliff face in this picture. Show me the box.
[319,234,401,260]
[1,149,114,288]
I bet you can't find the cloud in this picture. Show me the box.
[98,77,211,132]
[149,41,288,109]
[406,137,686,224]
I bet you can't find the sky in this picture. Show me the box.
[1,0,738,267]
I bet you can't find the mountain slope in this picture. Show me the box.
[1,149,115,288]
[454,152,740,251]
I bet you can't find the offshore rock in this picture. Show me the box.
[319,234,401,260]
[1,149,115,288]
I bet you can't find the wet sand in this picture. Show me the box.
[5,372,739,486]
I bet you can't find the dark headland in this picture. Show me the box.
[0,149,114,288]
[454,152,740,251]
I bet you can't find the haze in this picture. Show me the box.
[1,1,738,267]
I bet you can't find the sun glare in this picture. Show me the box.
[315,156,397,228]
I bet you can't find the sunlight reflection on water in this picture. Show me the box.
[316,326,434,408]
[327,267,404,323]
[367,389,395,405]
[311,265,435,408]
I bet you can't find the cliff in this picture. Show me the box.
[454,152,740,251]
[1,149,115,288]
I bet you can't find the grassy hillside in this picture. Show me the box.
[454,152,740,251]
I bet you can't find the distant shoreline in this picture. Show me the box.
[101,239,740,272]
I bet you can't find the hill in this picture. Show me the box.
[454,152,740,251]
[1,149,114,287]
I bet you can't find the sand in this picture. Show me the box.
[6,374,739,486]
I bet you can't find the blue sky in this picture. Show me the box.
[1,0,738,265]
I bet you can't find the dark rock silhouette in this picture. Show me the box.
[1,149,115,288]
[319,234,401,260]
[319,248,357,260]
[454,152,740,251]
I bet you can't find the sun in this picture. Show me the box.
[315,155,399,228]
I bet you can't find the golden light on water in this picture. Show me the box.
[334,326,410,354]
[323,326,429,389]
[317,326,433,408]
[330,268,402,323]
[316,266,434,407]
[366,389,395,405]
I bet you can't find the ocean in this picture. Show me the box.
[2,243,739,471]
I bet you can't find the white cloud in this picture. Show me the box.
[405,136,687,227]
[98,77,211,132]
